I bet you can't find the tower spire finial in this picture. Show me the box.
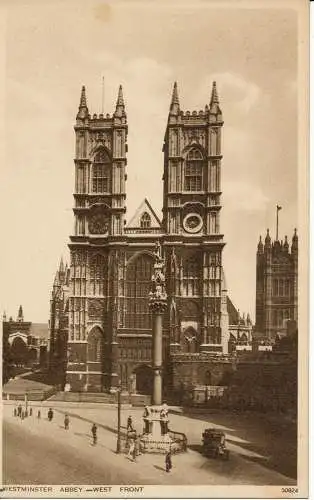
[169,81,180,115]
[79,85,87,108]
[77,85,89,119]
[114,84,126,117]
[210,81,219,106]
[59,256,65,274]
[17,305,24,322]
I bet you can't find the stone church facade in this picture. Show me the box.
[50,82,236,394]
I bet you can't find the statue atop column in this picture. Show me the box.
[149,241,167,313]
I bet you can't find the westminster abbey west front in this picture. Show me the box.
[52,81,241,396]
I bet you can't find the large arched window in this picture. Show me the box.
[184,148,203,191]
[87,327,103,362]
[140,212,151,229]
[92,149,111,193]
[125,255,153,329]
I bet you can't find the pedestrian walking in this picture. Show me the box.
[135,434,141,457]
[17,404,22,417]
[29,407,33,417]
[47,408,54,422]
[127,415,133,431]
[91,423,97,445]
[21,411,25,420]
[64,414,70,430]
[37,409,41,419]
[165,450,172,472]
[13,407,17,417]
[128,438,135,461]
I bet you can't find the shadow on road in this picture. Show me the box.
[154,465,165,473]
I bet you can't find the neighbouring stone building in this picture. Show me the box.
[48,259,70,386]
[49,82,252,395]
[2,306,49,368]
[255,230,298,339]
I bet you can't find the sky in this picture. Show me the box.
[0,0,300,323]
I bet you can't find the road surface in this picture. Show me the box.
[3,406,295,486]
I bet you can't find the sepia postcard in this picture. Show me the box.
[0,0,309,498]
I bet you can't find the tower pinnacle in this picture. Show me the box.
[291,228,298,253]
[59,256,65,274]
[17,305,24,322]
[80,85,87,108]
[210,81,219,106]
[114,84,126,117]
[76,85,89,119]
[265,228,271,248]
[257,235,264,253]
[169,81,180,115]
[209,81,222,116]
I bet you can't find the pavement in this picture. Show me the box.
[3,403,296,486]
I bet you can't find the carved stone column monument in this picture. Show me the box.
[140,242,187,453]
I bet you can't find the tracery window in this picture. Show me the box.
[125,255,153,329]
[92,149,111,193]
[87,327,103,362]
[184,148,203,191]
[182,254,201,296]
[89,254,105,295]
[140,212,151,229]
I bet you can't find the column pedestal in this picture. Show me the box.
[140,405,171,453]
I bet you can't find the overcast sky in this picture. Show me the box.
[0,0,300,323]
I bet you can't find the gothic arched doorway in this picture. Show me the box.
[133,364,153,395]
[182,327,200,353]
[11,337,29,366]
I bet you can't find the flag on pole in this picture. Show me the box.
[277,205,282,211]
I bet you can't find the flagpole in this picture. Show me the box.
[276,205,282,241]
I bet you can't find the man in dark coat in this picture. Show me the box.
[127,416,133,431]
[47,408,53,421]
[91,423,97,445]
[165,451,172,472]
[64,414,70,430]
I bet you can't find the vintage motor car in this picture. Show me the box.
[202,428,230,460]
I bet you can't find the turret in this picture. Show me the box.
[169,81,180,116]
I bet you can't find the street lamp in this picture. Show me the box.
[116,383,122,454]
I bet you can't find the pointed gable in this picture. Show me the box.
[127,198,161,230]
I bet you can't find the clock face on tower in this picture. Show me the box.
[183,213,203,234]
[88,207,110,235]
